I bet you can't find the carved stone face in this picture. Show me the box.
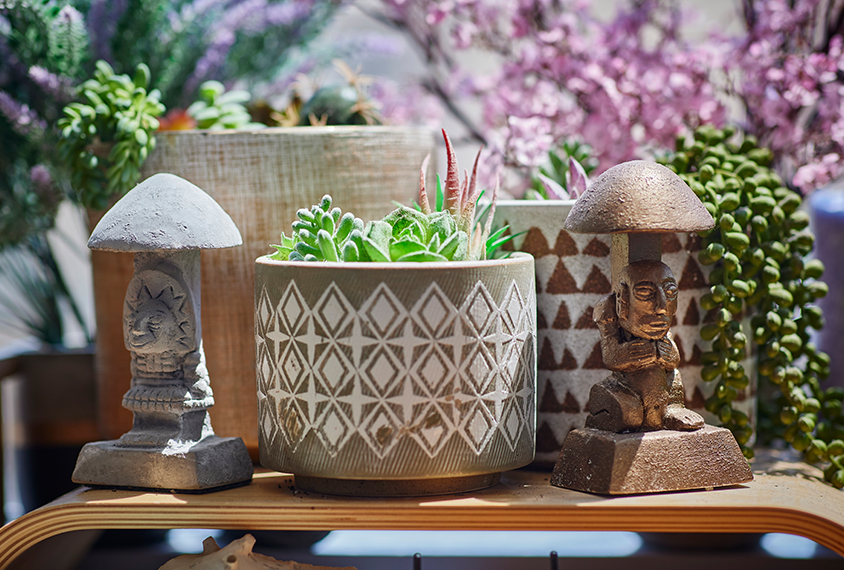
[616,260,678,340]
[124,274,195,355]
[128,298,180,354]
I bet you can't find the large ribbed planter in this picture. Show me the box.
[493,200,755,467]
[90,126,436,455]
[255,253,537,496]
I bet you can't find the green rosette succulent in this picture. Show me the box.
[271,130,511,263]
[187,81,264,131]
[659,125,843,487]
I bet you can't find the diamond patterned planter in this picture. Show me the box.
[255,254,537,495]
[494,201,755,468]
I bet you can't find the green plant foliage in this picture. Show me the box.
[270,132,512,263]
[187,81,264,131]
[58,60,164,209]
[659,125,840,485]
[270,195,476,263]
[526,140,597,200]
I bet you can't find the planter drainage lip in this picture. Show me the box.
[256,251,534,270]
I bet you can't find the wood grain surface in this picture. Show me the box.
[0,467,842,569]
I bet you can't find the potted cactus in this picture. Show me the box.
[255,131,536,496]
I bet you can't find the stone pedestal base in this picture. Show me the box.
[550,425,753,495]
[72,435,253,492]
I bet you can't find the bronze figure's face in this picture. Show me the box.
[616,260,678,340]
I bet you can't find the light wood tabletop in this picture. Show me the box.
[0,464,842,569]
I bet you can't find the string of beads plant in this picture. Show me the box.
[659,125,844,488]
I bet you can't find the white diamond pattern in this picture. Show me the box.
[256,278,534,459]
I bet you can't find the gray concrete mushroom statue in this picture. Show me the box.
[550,161,753,495]
[72,173,253,492]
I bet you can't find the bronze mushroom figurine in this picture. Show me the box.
[551,161,753,494]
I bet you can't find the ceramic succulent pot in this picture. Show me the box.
[254,253,537,496]
[494,200,755,467]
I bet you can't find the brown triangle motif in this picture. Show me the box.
[662,233,683,253]
[539,384,564,413]
[686,386,706,409]
[560,349,578,370]
[552,301,571,330]
[688,344,702,366]
[687,233,703,252]
[735,388,748,402]
[561,391,581,413]
[581,265,612,294]
[583,238,610,257]
[546,260,579,294]
[675,336,686,365]
[583,341,605,369]
[500,226,514,251]
[537,308,548,329]
[683,297,700,325]
[521,227,551,257]
[575,306,597,329]
[535,421,562,453]
[678,257,707,290]
[703,308,717,324]
[553,230,579,257]
[538,337,558,371]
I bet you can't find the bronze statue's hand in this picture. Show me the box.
[624,338,658,365]
[656,337,680,369]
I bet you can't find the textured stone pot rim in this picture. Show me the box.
[256,251,534,270]
[156,125,436,140]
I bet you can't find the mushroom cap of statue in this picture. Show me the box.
[88,173,242,252]
[564,160,715,234]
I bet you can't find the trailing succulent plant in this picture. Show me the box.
[270,130,509,263]
[186,81,264,131]
[58,60,164,210]
[525,140,597,200]
[658,125,842,485]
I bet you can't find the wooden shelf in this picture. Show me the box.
[0,466,843,569]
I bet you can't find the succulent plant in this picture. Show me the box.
[186,81,264,131]
[269,60,382,127]
[271,130,509,263]
[659,125,841,486]
[58,60,164,210]
[525,140,597,200]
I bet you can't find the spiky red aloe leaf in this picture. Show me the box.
[418,153,432,215]
[466,146,483,204]
[442,129,461,215]
[457,169,472,232]
[459,146,484,232]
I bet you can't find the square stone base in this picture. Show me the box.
[72,435,253,492]
[550,425,753,495]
